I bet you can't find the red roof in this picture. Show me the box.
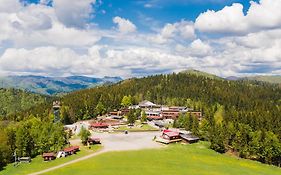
[42,152,55,157]
[147,116,163,120]
[91,122,109,128]
[64,146,80,152]
[163,131,179,137]
[89,137,100,142]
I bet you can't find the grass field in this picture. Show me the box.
[43,142,281,175]
[0,145,101,175]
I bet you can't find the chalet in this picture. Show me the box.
[162,130,181,140]
[110,115,124,120]
[147,115,163,121]
[154,121,165,128]
[161,109,180,119]
[90,122,109,129]
[42,153,56,161]
[139,100,160,109]
[156,129,182,144]
[180,133,200,143]
[109,111,121,116]
[121,108,130,115]
[64,146,80,156]
[19,157,31,163]
[88,137,101,145]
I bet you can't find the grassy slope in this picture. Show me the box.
[0,145,101,175]
[44,142,281,175]
[245,76,281,84]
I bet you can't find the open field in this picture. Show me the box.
[0,145,101,175]
[43,142,281,175]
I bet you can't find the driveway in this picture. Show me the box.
[92,131,163,151]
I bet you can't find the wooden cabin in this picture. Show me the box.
[64,146,80,156]
[147,115,163,121]
[88,137,101,145]
[90,122,109,129]
[42,153,56,161]
[19,157,31,163]
[180,133,200,143]
[162,130,181,140]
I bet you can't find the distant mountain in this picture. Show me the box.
[180,69,223,80]
[242,75,281,84]
[0,75,122,95]
[225,76,241,81]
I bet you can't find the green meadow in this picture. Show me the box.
[0,145,101,175]
[44,142,281,175]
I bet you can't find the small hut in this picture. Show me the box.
[42,153,56,161]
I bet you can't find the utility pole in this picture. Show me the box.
[13,150,17,167]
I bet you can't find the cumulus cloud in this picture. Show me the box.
[113,16,137,33]
[0,0,280,78]
[0,0,21,13]
[53,0,96,28]
[148,20,195,44]
[195,0,281,34]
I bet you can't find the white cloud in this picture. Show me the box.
[195,0,281,34]
[0,0,280,78]
[148,20,195,44]
[176,39,213,57]
[53,0,96,28]
[0,0,21,13]
[113,16,137,33]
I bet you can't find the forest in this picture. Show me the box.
[0,89,66,169]
[0,72,281,168]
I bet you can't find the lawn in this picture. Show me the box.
[0,145,102,175]
[43,142,281,175]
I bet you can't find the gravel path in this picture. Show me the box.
[28,131,163,175]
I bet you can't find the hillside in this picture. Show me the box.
[243,75,281,84]
[0,88,50,119]
[0,75,122,95]
[180,69,223,80]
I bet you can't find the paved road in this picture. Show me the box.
[28,131,163,175]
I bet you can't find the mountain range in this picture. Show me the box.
[0,75,122,95]
[0,70,279,96]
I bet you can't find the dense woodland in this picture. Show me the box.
[0,89,66,169]
[0,72,281,168]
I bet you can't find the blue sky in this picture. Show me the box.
[23,0,255,32]
[0,0,280,78]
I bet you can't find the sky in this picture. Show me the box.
[0,0,280,78]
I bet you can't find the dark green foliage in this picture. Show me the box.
[127,109,137,125]
[0,117,67,169]
[0,88,50,120]
[79,127,91,145]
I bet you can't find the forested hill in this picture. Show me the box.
[0,88,51,120]
[62,72,281,129]
[60,72,281,165]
